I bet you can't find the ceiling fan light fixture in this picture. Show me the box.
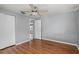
[32,12,38,16]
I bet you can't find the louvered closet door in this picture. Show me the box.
[0,13,15,49]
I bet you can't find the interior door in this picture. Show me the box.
[34,19,41,39]
[0,13,15,49]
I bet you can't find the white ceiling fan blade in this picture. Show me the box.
[20,10,31,14]
[38,10,48,16]
[70,7,79,12]
[29,4,35,9]
[29,4,38,11]
[29,4,34,7]
[39,12,48,16]
[38,10,48,12]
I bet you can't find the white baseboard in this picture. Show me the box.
[16,39,31,45]
[42,38,78,47]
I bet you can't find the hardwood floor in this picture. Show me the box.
[0,39,78,54]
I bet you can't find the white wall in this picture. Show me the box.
[42,11,77,44]
[15,15,29,43]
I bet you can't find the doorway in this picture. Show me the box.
[29,18,42,48]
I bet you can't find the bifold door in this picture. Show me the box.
[0,13,15,49]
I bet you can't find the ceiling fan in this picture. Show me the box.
[20,4,48,16]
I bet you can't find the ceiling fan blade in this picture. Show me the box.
[39,12,48,16]
[21,11,31,14]
[38,10,48,12]
[21,11,26,14]
[38,10,48,16]
[29,4,34,9]
[29,4,38,11]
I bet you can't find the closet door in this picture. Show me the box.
[34,20,41,39]
[0,13,15,49]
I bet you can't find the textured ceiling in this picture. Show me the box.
[0,4,78,15]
